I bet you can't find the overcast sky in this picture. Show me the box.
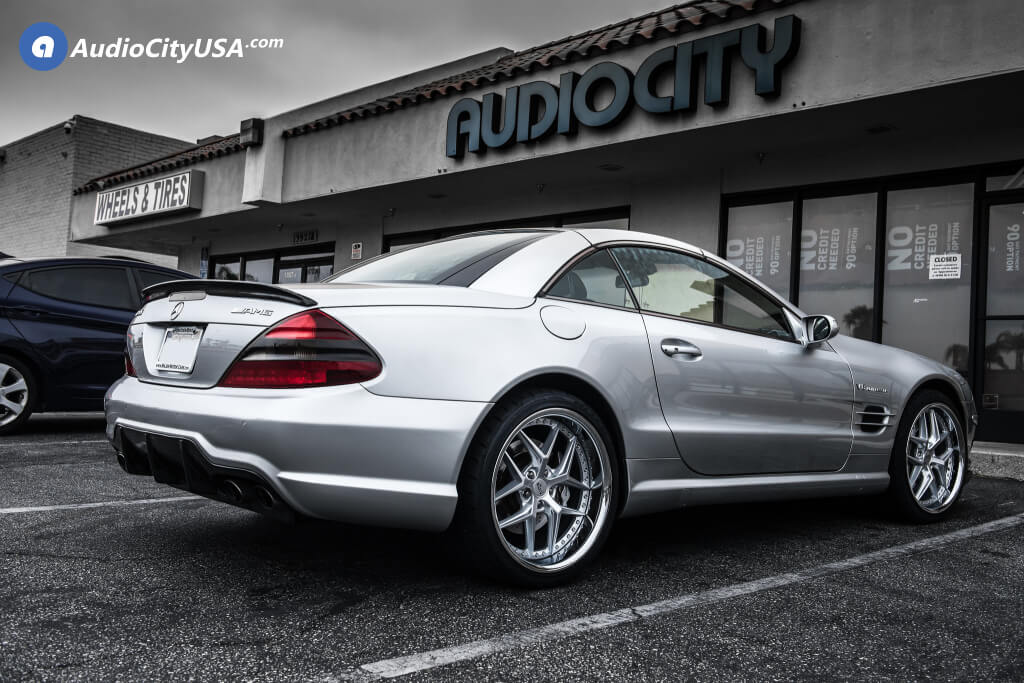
[2,0,675,145]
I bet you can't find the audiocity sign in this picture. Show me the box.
[94,170,205,225]
[446,15,801,159]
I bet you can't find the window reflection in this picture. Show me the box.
[611,246,794,341]
[214,260,240,280]
[244,258,274,283]
[305,264,334,282]
[986,173,1024,192]
[278,266,302,284]
[799,194,877,340]
[987,204,1024,317]
[548,250,636,309]
[984,320,1024,411]
[882,184,974,374]
[725,202,793,299]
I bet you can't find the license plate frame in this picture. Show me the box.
[155,325,204,373]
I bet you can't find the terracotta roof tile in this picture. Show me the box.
[75,0,798,194]
[74,134,244,194]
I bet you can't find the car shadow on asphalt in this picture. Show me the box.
[151,492,907,597]
[104,475,1018,607]
[20,412,106,436]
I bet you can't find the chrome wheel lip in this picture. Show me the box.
[490,407,613,575]
[0,363,28,427]
[906,402,965,514]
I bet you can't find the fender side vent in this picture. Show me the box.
[856,404,894,434]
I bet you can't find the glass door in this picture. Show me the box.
[977,200,1024,441]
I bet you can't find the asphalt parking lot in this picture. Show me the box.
[2,415,1022,681]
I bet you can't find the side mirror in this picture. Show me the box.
[804,314,839,345]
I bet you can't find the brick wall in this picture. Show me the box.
[0,123,75,258]
[69,116,191,190]
[0,115,191,263]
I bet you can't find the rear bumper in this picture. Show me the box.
[104,377,491,530]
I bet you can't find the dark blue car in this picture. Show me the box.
[0,256,193,434]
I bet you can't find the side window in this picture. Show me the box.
[20,267,135,310]
[547,250,636,309]
[609,246,795,341]
[137,269,182,290]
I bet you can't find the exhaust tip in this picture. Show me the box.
[254,486,276,509]
[116,452,127,471]
[219,479,245,503]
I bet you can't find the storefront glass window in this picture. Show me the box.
[882,184,974,374]
[281,251,334,262]
[214,260,240,280]
[278,266,302,284]
[987,204,1024,317]
[564,217,630,230]
[983,320,1024,412]
[725,202,793,299]
[305,264,333,282]
[986,172,1024,192]
[983,203,1024,413]
[244,258,274,283]
[798,194,878,340]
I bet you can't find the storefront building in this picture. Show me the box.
[69,0,1024,442]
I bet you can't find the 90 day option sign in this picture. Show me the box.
[94,170,204,225]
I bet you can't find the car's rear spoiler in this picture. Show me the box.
[142,280,318,307]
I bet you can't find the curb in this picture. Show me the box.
[971,441,1024,482]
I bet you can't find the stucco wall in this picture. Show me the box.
[279,0,1024,202]
[69,152,250,248]
[67,0,1024,266]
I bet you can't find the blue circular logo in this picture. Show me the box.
[19,22,68,71]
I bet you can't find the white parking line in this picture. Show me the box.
[339,512,1024,681]
[0,495,201,515]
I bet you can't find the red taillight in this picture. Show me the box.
[263,309,355,341]
[125,330,136,377]
[218,309,381,389]
[220,360,380,388]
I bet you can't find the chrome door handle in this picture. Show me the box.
[661,339,702,360]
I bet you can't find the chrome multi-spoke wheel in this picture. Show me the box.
[490,408,612,573]
[905,402,965,514]
[0,362,29,427]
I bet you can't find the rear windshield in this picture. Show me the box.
[327,231,549,285]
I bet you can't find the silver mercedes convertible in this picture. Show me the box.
[106,228,977,585]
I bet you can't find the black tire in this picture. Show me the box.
[454,389,620,587]
[0,353,36,436]
[886,389,969,523]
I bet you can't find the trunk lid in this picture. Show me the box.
[131,281,317,388]
[130,280,534,389]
